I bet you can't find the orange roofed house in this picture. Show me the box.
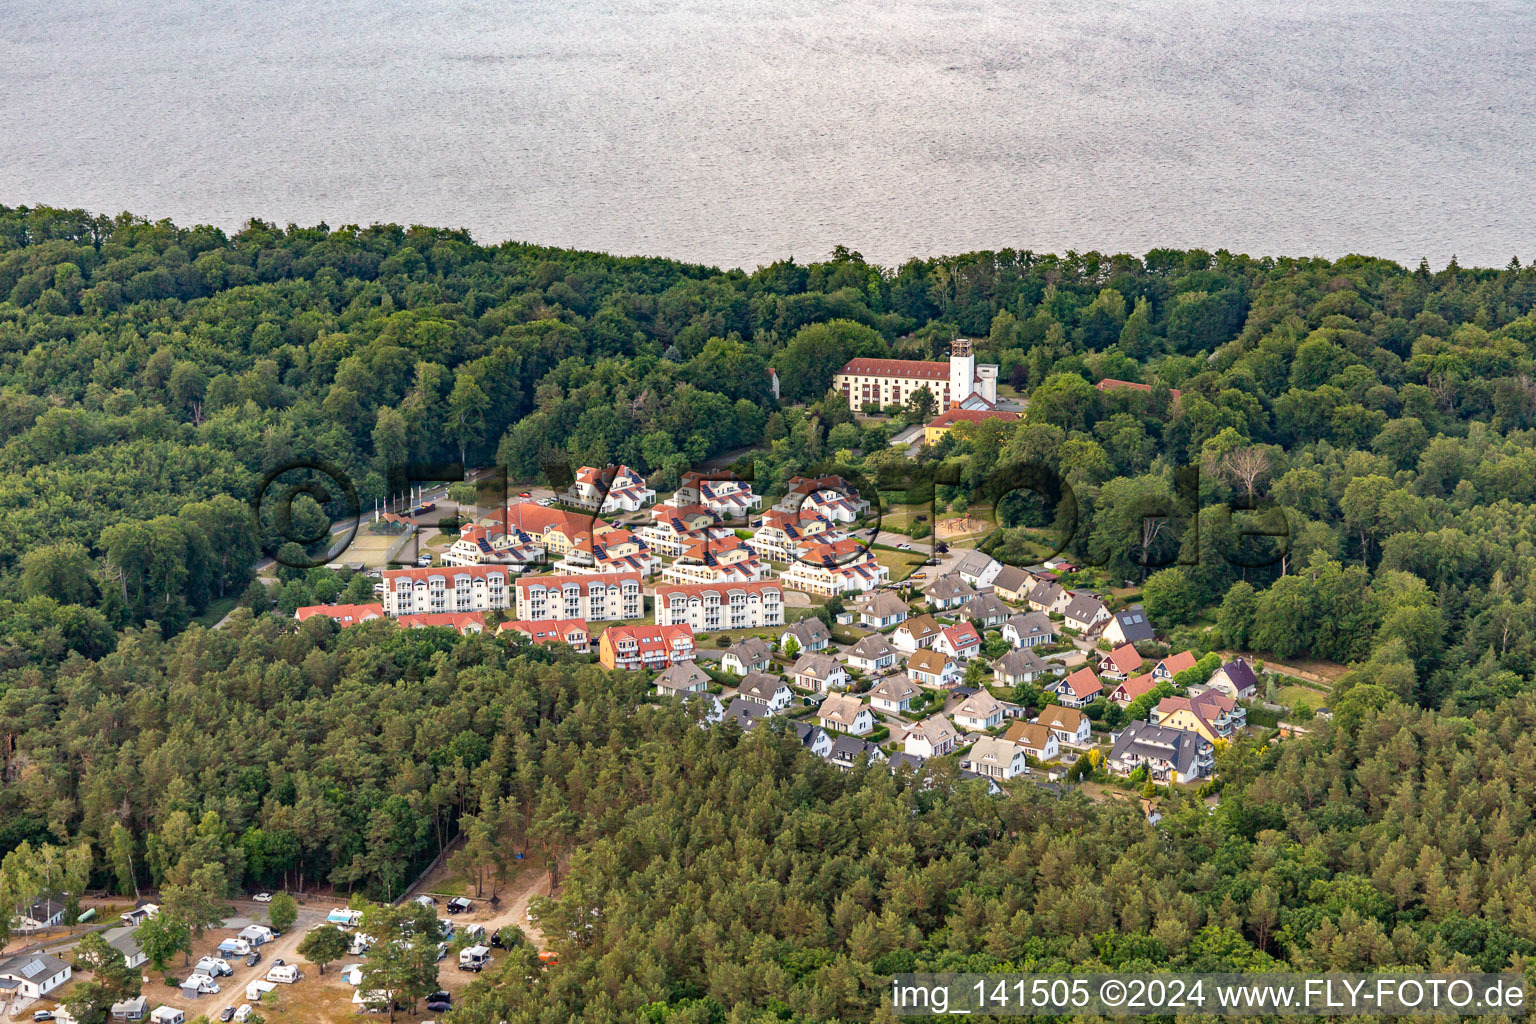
[599,623,696,671]
[923,408,1019,444]
[397,611,486,635]
[295,603,385,627]
[498,618,590,652]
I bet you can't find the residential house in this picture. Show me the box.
[1153,690,1245,743]
[109,930,148,970]
[565,464,655,513]
[848,590,909,629]
[1062,593,1110,633]
[441,520,545,568]
[904,714,959,758]
[20,897,65,930]
[1107,721,1214,784]
[1098,643,1144,681]
[669,471,762,519]
[1027,581,1073,615]
[967,737,1028,780]
[907,649,962,689]
[888,752,927,773]
[746,508,841,562]
[1110,672,1159,707]
[792,721,834,758]
[636,504,730,558]
[847,634,900,674]
[736,671,793,712]
[721,697,770,731]
[497,618,591,652]
[598,623,696,671]
[791,652,849,693]
[396,611,486,634]
[891,614,944,652]
[660,536,767,586]
[990,565,1035,603]
[0,952,72,998]
[1154,650,1199,682]
[935,622,982,661]
[720,637,773,676]
[554,522,659,577]
[817,693,875,735]
[778,537,890,594]
[780,616,831,652]
[1099,604,1156,645]
[1036,705,1092,747]
[294,603,386,627]
[515,571,644,622]
[922,573,976,611]
[1203,657,1259,700]
[868,674,922,714]
[825,734,886,769]
[653,661,712,697]
[1050,666,1103,708]
[776,475,870,522]
[1002,721,1060,762]
[1002,611,1056,648]
[381,564,512,616]
[952,550,1004,588]
[654,580,784,631]
[956,591,1011,629]
[952,689,1006,732]
[992,646,1052,686]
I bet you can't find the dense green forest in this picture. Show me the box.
[6,204,1536,1018]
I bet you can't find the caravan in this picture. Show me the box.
[327,909,363,927]
[244,980,275,1003]
[216,939,250,958]
[264,965,301,985]
[457,945,490,972]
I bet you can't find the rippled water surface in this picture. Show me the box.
[3,0,1533,267]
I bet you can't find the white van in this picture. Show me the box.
[265,965,300,984]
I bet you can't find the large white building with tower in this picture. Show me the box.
[833,339,998,412]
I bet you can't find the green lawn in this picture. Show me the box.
[193,595,239,629]
[1275,683,1330,708]
[874,547,927,580]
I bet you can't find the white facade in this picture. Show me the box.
[381,565,511,616]
[515,572,643,622]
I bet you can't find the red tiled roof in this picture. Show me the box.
[295,603,384,625]
[1060,666,1103,700]
[1101,643,1143,675]
[839,357,951,380]
[397,611,486,633]
[927,409,1020,429]
[1159,650,1198,676]
[499,618,588,644]
[1115,672,1159,702]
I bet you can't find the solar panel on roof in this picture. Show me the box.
[20,959,45,978]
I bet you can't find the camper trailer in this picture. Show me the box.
[238,925,274,945]
[244,980,275,1003]
[120,904,159,927]
[216,939,250,958]
[327,909,363,927]
[264,965,300,985]
[457,945,490,972]
[179,976,219,998]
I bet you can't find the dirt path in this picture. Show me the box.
[473,856,566,947]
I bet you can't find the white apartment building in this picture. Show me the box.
[669,471,763,519]
[566,465,656,513]
[653,581,784,632]
[381,565,512,616]
[514,572,644,622]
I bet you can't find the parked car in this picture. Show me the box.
[415,555,432,567]
[34,1012,54,1022]
[457,962,482,973]
[244,952,261,967]
[219,1008,235,1022]
[273,959,285,967]
[518,492,532,499]
[252,893,272,902]
[428,993,450,1005]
